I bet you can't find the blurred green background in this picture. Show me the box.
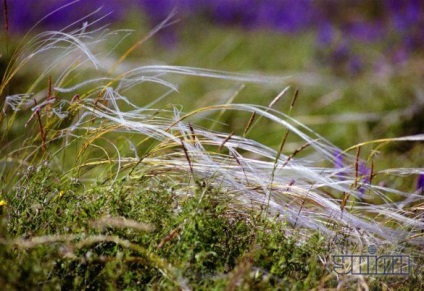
[1,1,423,168]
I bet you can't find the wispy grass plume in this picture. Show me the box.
[1,18,423,289]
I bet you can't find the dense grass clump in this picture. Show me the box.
[0,14,423,289]
[1,165,423,289]
[0,165,329,289]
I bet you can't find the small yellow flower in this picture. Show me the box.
[0,200,7,207]
[59,190,65,198]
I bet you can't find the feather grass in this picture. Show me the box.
[1,21,423,288]
[4,26,424,244]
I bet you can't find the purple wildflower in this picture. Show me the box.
[317,22,334,45]
[334,149,345,180]
[358,163,371,184]
[348,56,363,75]
[357,162,371,200]
[344,21,384,42]
[391,46,409,63]
[333,149,371,200]
[210,0,257,27]
[263,0,314,33]
[417,174,424,192]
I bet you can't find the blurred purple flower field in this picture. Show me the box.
[3,0,423,72]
